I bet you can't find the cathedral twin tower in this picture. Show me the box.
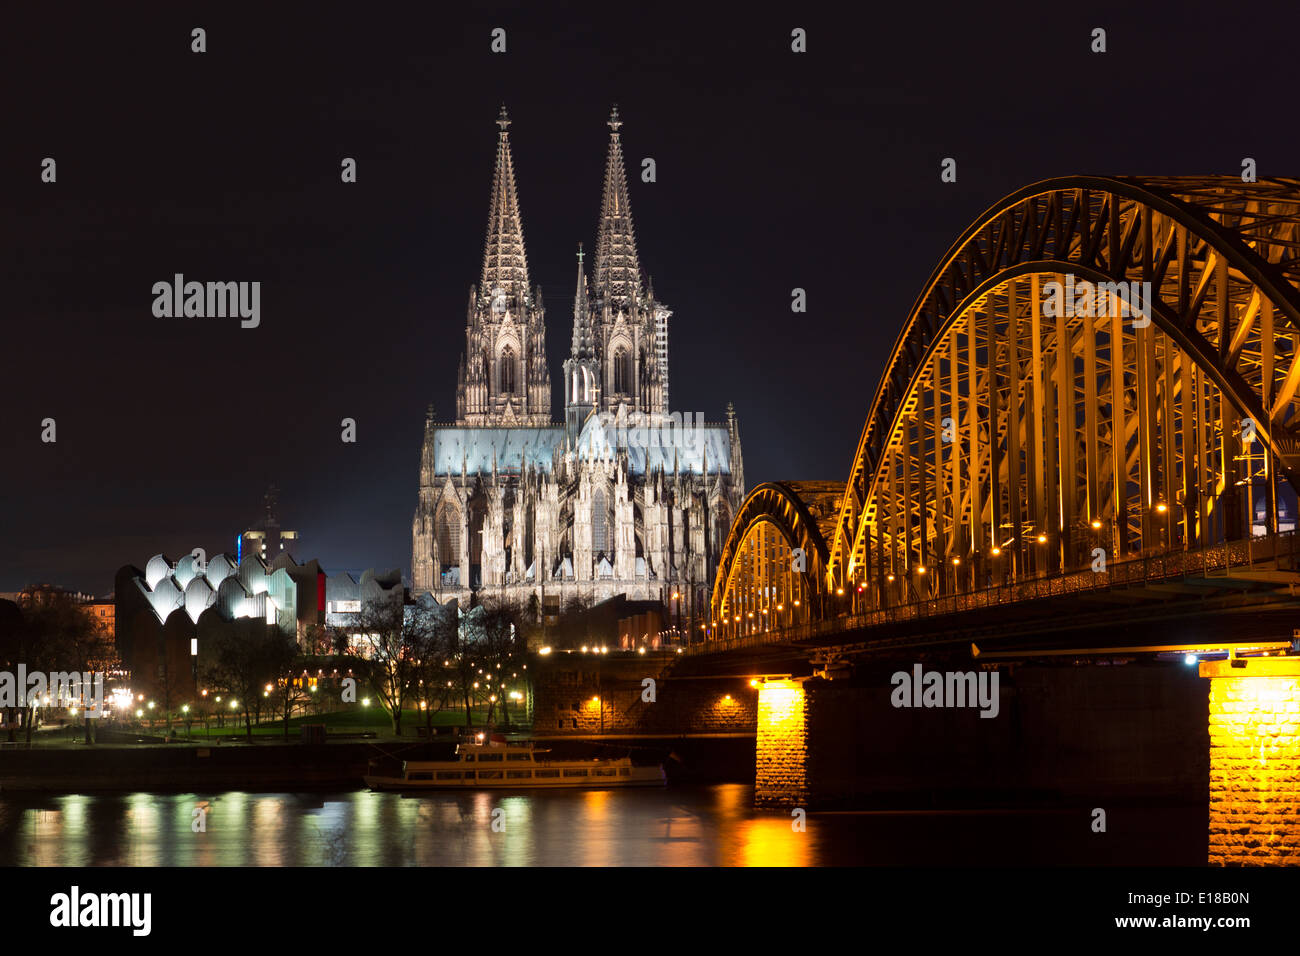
[456,105,668,432]
[413,106,744,623]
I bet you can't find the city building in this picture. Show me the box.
[240,485,299,563]
[114,550,398,701]
[412,107,744,622]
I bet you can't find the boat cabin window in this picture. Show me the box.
[463,754,475,762]
[477,753,504,762]
[408,772,434,781]
[507,770,532,779]
[534,769,560,778]
[435,771,463,780]
[562,769,589,777]
[507,753,531,761]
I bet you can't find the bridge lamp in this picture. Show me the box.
[777,603,784,611]
[749,679,760,688]
[1036,533,1048,544]
[1156,501,1169,514]
[761,608,768,614]
[735,615,741,622]
[836,587,844,595]
[747,612,754,618]
[1090,519,1103,530]
[952,557,961,566]
[1185,654,1198,666]
[990,548,1001,557]
[916,565,927,575]
[886,573,895,582]
[793,600,801,607]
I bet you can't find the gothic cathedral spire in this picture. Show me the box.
[480,104,530,301]
[587,106,667,418]
[456,106,551,427]
[592,105,643,309]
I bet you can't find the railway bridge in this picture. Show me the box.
[699,177,1300,864]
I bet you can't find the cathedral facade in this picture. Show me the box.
[412,107,744,623]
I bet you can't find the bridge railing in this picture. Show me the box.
[699,531,1297,655]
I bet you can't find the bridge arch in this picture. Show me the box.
[825,176,1300,607]
[711,481,843,638]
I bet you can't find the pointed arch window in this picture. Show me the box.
[591,486,610,554]
[613,348,631,394]
[499,346,517,394]
[436,502,463,579]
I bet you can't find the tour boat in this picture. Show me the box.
[362,735,666,790]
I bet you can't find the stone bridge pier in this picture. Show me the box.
[753,659,1300,865]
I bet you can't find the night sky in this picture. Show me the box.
[3,1,1296,593]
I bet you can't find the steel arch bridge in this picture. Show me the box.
[712,176,1300,638]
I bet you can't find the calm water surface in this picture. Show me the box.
[0,787,1203,866]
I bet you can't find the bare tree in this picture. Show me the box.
[201,621,287,741]
[408,600,457,738]
[332,600,420,735]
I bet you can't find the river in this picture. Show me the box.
[0,787,1204,866]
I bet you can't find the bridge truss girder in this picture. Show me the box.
[827,177,1300,605]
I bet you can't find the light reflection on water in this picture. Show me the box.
[0,785,820,867]
[0,788,1200,866]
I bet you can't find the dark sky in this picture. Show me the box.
[3,0,1295,594]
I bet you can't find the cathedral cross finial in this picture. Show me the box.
[497,104,511,133]
[577,241,584,265]
[607,104,622,133]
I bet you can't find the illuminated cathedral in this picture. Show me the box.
[411,106,744,621]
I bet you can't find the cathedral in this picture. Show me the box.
[411,106,744,624]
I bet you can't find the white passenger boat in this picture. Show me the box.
[363,735,666,790]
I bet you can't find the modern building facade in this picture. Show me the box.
[412,107,744,621]
[114,550,402,700]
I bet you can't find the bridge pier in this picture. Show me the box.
[754,679,809,806]
[1200,657,1300,865]
[755,663,1209,814]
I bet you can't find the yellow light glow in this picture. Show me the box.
[1090,519,1102,529]
[990,548,1001,556]
[1036,533,1048,544]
